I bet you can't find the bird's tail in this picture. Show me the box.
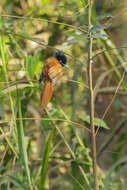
[40,80,53,115]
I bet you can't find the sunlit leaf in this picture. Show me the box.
[77,1,84,8]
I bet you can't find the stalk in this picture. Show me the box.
[88,0,99,189]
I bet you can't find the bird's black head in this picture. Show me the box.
[54,51,67,67]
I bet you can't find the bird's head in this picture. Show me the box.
[54,51,68,68]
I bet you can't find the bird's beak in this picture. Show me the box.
[64,64,69,69]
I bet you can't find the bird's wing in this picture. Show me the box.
[48,64,63,85]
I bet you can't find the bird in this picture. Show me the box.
[39,51,68,115]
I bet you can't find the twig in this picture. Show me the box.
[88,0,98,189]
[0,14,88,33]
[0,117,90,132]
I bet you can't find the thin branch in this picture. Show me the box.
[88,0,98,189]
[0,118,90,132]
[1,14,87,33]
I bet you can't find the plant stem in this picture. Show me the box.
[88,0,99,190]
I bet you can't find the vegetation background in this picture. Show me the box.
[0,0,127,189]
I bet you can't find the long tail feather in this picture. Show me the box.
[40,81,53,115]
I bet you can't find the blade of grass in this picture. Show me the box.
[0,34,18,158]
[40,127,55,190]
[7,175,28,190]
[0,128,17,158]
[16,89,33,190]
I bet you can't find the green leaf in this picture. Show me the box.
[16,89,33,190]
[77,1,84,8]
[64,30,82,40]
[26,53,40,79]
[79,114,109,129]
[92,33,108,39]
[40,127,55,190]
[94,13,112,21]
[90,23,110,33]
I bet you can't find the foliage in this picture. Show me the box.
[0,0,127,189]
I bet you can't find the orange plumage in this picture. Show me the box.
[39,51,68,115]
[40,81,53,115]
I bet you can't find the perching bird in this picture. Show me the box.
[39,51,68,115]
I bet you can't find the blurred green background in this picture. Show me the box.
[0,0,127,189]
